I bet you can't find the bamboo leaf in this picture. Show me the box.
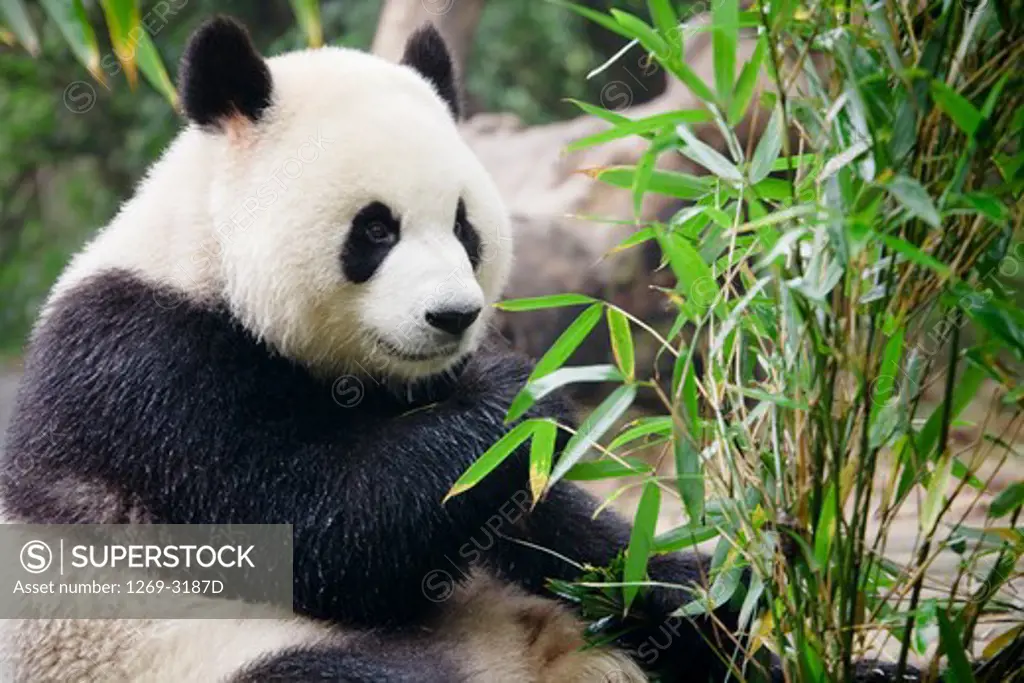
[712,0,738,103]
[590,166,714,200]
[623,479,660,609]
[99,0,141,87]
[989,481,1024,519]
[609,10,668,56]
[606,307,635,380]
[550,384,638,485]
[506,364,623,423]
[876,233,950,277]
[608,416,673,451]
[566,110,712,152]
[982,624,1024,659]
[728,36,766,125]
[656,229,718,313]
[921,453,954,532]
[937,610,976,683]
[528,303,603,381]
[675,431,704,524]
[496,293,596,311]
[565,97,632,125]
[0,0,39,55]
[550,1,633,40]
[134,31,177,107]
[886,175,941,228]
[647,0,678,40]
[676,124,743,183]
[653,524,719,553]
[528,420,557,505]
[288,0,322,48]
[931,80,983,137]
[564,457,653,481]
[749,106,783,184]
[444,420,539,501]
[679,564,743,616]
[40,0,103,81]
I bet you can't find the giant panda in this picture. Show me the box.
[0,16,738,683]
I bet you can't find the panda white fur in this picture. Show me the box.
[0,17,736,683]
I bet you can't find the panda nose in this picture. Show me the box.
[425,307,481,336]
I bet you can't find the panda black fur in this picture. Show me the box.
[0,17,734,683]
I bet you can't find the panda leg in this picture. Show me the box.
[231,641,463,683]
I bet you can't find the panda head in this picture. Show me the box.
[177,17,511,381]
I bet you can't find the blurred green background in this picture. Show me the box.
[0,0,668,355]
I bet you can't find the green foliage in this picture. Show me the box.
[456,0,1024,679]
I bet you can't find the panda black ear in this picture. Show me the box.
[179,16,272,128]
[401,24,460,119]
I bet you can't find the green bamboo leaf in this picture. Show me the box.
[748,106,783,184]
[566,110,712,152]
[951,285,1024,359]
[134,31,177,107]
[444,420,539,501]
[623,479,660,609]
[529,304,603,383]
[550,1,633,40]
[814,484,837,566]
[712,0,738,103]
[99,0,140,87]
[675,427,704,524]
[656,229,719,313]
[956,192,1009,224]
[611,226,657,254]
[989,481,1024,518]
[930,80,983,137]
[870,327,905,417]
[609,10,668,56]
[40,0,102,81]
[606,307,635,380]
[646,0,678,40]
[496,293,596,311]
[565,98,632,125]
[876,233,950,277]
[676,124,743,184]
[564,457,653,481]
[591,166,714,200]
[727,36,766,125]
[506,364,622,423]
[937,610,976,683]
[608,416,673,451]
[679,564,743,616]
[528,420,557,505]
[886,175,941,228]
[0,0,39,55]
[916,363,986,461]
[653,524,719,553]
[922,454,954,532]
[550,384,638,485]
[734,387,809,410]
[288,0,322,48]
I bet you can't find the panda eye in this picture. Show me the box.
[366,221,395,245]
[454,199,482,270]
[341,201,401,283]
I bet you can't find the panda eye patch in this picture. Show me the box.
[341,201,401,283]
[454,199,482,270]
